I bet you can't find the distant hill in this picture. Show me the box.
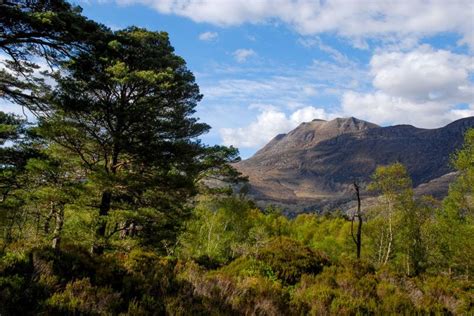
[234,116,474,212]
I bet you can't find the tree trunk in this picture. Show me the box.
[91,190,111,254]
[378,229,385,265]
[384,202,393,265]
[128,222,136,237]
[119,221,128,239]
[92,150,119,254]
[52,204,64,250]
[351,182,363,259]
[44,201,55,234]
[356,184,362,259]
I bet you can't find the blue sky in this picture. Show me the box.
[4,1,474,159]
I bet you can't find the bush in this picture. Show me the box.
[376,281,414,313]
[0,251,49,315]
[255,237,330,285]
[418,275,474,314]
[47,278,122,315]
[183,261,289,315]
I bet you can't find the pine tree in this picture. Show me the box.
[38,27,241,253]
[0,0,105,112]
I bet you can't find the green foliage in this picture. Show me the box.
[367,162,436,275]
[1,2,473,314]
[0,112,43,251]
[0,0,105,111]
[418,275,474,314]
[32,26,242,253]
[289,213,353,262]
[178,196,257,264]
[255,237,330,285]
[47,278,122,315]
[426,129,474,276]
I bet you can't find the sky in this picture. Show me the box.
[4,1,474,158]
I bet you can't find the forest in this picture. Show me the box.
[0,1,473,315]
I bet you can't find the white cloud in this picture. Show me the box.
[232,48,256,62]
[341,91,449,128]
[198,31,218,41]
[116,0,474,49]
[341,90,474,128]
[298,36,350,64]
[371,45,474,103]
[220,106,336,148]
[290,106,332,124]
[341,45,474,128]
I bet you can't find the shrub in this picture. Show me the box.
[255,237,330,284]
[418,275,474,314]
[376,281,414,313]
[47,278,122,315]
[0,251,49,315]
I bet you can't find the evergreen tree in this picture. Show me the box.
[0,111,40,249]
[0,0,106,112]
[38,27,240,253]
[24,146,85,250]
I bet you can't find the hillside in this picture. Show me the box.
[235,116,474,211]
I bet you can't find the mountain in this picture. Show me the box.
[234,116,474,212]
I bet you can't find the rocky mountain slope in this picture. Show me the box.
[234,116,474,211]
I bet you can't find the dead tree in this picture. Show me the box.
[351,181,363,259]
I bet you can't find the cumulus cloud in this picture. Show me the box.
[232,48,256,62]
[220,106,336,148]
[341,91,474,128]
[116,0,474,49]
[370,45,474,102]
[198,31,218,41]
[341,45,474,127]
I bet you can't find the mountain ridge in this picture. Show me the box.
[235,116,474,211]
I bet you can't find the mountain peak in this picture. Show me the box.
[324,117,379,133]
[254,117,378,157]
[331,116,376,126]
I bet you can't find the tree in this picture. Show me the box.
[431,129,474,275]
[178,195,255,264]
[39,27,241,253]
[351,181,363,259]
[24,146,85,250]
[445,128,474,218]
[369,162,434,275]
[0,111,40,249]
[368,163,412,266]
[0,0,106,112]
